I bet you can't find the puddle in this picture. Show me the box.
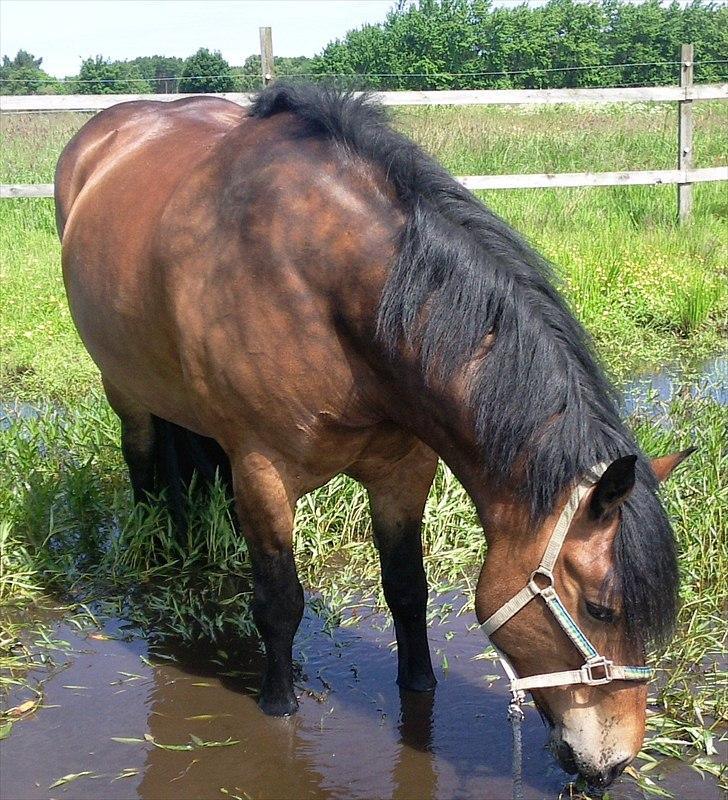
[0,400,48,432]
[2,597,724,800]
[621,355,727,415]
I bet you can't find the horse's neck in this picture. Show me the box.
[385,367,530,540]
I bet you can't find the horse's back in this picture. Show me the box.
[56,97,249,429]
[55,94,404,474]
[54,96,244,238]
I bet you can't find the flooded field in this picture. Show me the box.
[1,356,726,799]
[623,356,728,415]
[2,596,725,800]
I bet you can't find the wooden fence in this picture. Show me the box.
[1,36,726,223]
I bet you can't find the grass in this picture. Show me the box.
[0,102,726,796]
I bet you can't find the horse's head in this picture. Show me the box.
[475,449,691,788]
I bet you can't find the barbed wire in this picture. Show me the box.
[2,58,727,84]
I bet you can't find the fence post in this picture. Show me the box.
[677,43,694,224]
[259,27,274,86]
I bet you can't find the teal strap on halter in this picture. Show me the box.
[616,666,654,680]
[540,587,599,661]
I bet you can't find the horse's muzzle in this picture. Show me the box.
[552,737,632,788]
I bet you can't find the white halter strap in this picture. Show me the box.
[481,463,653,703]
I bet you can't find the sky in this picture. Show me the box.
[0,0,395,77]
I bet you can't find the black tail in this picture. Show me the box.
[151,416,234,532]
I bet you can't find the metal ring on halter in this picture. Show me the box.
[528,566,554,593]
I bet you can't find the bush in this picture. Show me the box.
[76,56,151,94]
[179,48,235,93]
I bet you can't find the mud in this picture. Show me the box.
[2,598,724,800]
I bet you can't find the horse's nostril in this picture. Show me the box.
[581,757,632,789]
[607,756,632,784]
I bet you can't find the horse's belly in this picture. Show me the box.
[61,190,207,432]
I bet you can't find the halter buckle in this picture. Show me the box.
[580,657,613,685]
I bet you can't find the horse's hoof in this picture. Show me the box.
[258,694,299,717]
[398,674,437,692]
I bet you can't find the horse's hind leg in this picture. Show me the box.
[352,440,439,692]
[102,378,155,504]
[230,449,303,716]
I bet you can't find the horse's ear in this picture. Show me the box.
[590,455,637,521]
[650,447,696,482]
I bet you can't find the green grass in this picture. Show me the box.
[0,103,726,794]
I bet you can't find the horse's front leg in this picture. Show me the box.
[231,450,303,716]
[356,440,439,692]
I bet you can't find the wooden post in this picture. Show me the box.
[678,43,694,224]
[259,27,274,86]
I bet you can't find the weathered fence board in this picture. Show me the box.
[678,45,695,224]
[1,83,726,113]
[459,167,728,190]
[0,184,55,198]
[3,167,725,199]
[1,51,725,222]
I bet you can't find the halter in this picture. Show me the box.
[480,463,653,800]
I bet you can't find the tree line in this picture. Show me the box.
[312,0,727,89]
[2,0,726,96]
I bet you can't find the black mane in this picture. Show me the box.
[249,84,679,647]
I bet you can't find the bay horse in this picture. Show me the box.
[55,85,690,789]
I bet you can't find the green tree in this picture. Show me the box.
[312,0,487,90]
[235,54,314,91]
[75,56,151,94]
[311,0,728,90]
[0,50,60,95]
[128,55,185,93]
[179,48,234,93]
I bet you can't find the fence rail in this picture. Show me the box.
[3,167,726,200]
[1,83,726,112]
[1,36,726,222]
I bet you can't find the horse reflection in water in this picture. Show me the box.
[56,84,691,789]
[136,611,555,800]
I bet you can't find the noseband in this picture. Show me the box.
[480,464,653,800]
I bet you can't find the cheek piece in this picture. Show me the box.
[480,463,653,800]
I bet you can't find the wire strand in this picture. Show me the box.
[3,78,727,115]
[5,58,728,84]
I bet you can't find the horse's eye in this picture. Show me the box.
[585,600,616,624]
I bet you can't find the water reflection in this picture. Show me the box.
[621,355,727,415]
[3,601,726,800]
[1,603,569,800]
[393,690,437,800]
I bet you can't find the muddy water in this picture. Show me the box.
[2,599,724,800]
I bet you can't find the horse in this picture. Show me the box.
[55,84,691,789]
